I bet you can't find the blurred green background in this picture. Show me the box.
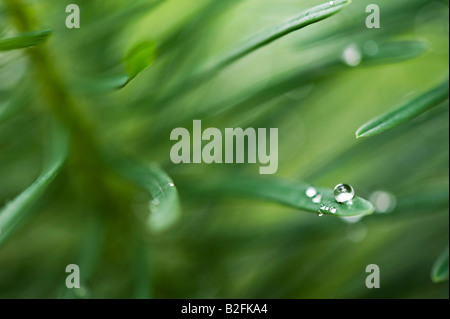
[0,0,448,298]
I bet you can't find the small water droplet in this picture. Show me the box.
[312,194,322,203]
[317,212,324,217]
[330,207,337,214]
[305,186,317,198]
[334,183,355,203]
[329,1,334,5]
[342,44,362,67]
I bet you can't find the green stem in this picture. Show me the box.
[4,0,131,217]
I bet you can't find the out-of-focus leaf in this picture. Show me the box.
[153,0,351,107]
[213,0,351,70]
[197,177,374,217]
[0,30,51,51]
[83,41,157,92]
[0,123,69,245]
[124,41,157,83]
[431,247,449,283]
[356,76,449,138]
[0,82,30,123]
[360,40,428,65]
[114,161,180,232]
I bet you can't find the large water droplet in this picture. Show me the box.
[305,186,317,198]
[342,44,362,67]
[334,183,355,203]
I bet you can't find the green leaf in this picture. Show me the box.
[0,30,51,51]
[153,0,351,107]
[124,41,157,83]
[83,41,157,91]
[198,177,374,217]
[431,247,449,283]
[114,161,180,232]
[0,123,69,245]
[361,40,428,65]
[0,81,30,123]
[214,0,352,70]
[356,76,449,138]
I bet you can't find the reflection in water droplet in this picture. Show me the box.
[363,40,379,56]
[334,183,355,203]
[168,183,175,187]
[347,223,368,243]
[340,215,364,224]
[312,194,322,203]
[369,190,397,213]
[342,44,362,67]
[306,187,317,198]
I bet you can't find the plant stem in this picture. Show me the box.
[4,0,132,218]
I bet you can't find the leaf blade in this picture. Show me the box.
[356,76,449,138]
[198,177,374,217]
[123,41,158,85]
[215,0,352,69]
[152,0,351,108]
[0,30,51,51]
[431,247,449,283]
[0,124,69,245]
[114,161,180,232]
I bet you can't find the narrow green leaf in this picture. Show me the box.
[114,161,180,232]
[124,41,157,83]
[0,30,51,51]
[0,124,69,245]
[356,76,449,138]
[361,40,428,65]
[153,0,351,107]
[198,177,374,217]
[82,41,157,91]
[431,247,449,283]
[0,82,30,123]
[214,0,351,70]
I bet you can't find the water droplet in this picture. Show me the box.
[168,183,175,187]
[329,1,334,5]
[342,44,362,67]
[369,190,396,213]
[334,183,355,203]
[305,186,317,198]
[363,40,379,56]
[317,212,324,217]
[151,198,160,206]
[330,207,337,214]
[312,194,322,203]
